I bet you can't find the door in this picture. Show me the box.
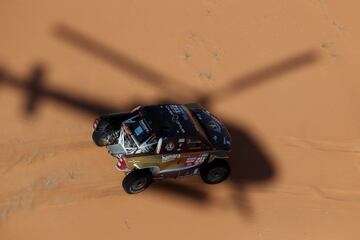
[158,137,210,178]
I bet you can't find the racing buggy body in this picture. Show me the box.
[92,103,231,194]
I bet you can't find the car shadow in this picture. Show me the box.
[151,179,208,203]
[227,125,275,216]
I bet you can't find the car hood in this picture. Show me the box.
[191,108,231,151]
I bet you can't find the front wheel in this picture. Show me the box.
[122,169,153,194]
[200,159,230,184]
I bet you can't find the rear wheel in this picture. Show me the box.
[122,169,153,194]
[200,159,230,184]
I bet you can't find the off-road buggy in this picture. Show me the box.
[92,103,231,194]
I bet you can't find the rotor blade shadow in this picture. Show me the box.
[0,65,121,116]
[53,24,198,100]
[199,50,320,105]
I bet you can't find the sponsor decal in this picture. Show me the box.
[165,105,187,133]
[134,126,143,136]
[128,159,141,164]
[162,154,181,163]
[208,120,222,133]
[169,105,187,119]
[175,121,186,133]
[185,153,208,166]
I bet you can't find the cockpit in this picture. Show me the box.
[107,114,158,158]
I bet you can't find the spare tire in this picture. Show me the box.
[92,119,115,146]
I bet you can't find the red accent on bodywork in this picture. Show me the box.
[117,156,127,170]
[93,118,100,129]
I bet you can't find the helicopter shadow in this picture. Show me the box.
[0,23,320,216]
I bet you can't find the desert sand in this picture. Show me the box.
[1,0,360,239]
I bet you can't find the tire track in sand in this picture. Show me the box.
[0,136,94,175]
[275,136,360,154]
[0,171,123,221]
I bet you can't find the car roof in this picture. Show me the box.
[139,104,201,139]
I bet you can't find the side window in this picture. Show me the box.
[186,138,208,151]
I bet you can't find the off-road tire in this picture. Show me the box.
[92,119,113,146]
[122,169,153,194]
[200,159,230,184]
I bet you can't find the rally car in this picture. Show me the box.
[92,103,231,194]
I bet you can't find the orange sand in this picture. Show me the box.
[1,1,360,239]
